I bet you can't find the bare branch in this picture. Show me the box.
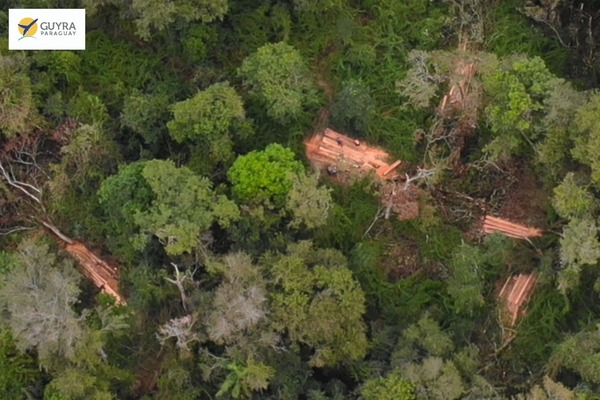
[165,263,196,313]
[0,161,42,204]
[40,220,73,244]
[404,167,437,191]
[363,206,385,238]
[157,314,198,350]
[0,226,35,236]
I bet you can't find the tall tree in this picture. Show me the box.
[552,172,595,220]
[0,55,39,137]
[48,124,121,234]
[360,369,416,400]
[572,92,600,186]
[0,240,84,366]
[239,42,318,123]
[264,241,368,367]
[482,56,555,161]
[558,217,600,293]
[0,327,40,400]
[100,159,239,256]
[547,327,600,386]
[121,90,171,146]
[446,242,486,317]
[514,376,576,400]
[97,161,154,260]
[84,0,228,40]
[285,172,332,230]
[167,82,249,170]
[227,143,304,208]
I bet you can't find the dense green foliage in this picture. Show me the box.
[4,0,600,398]
[228,143,304,207]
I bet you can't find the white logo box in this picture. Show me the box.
[9,9,86,50]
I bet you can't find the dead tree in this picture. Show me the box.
[0,127,75,237]
[0,133,48,235]
[157,314,198,350]
[165,263,197,313]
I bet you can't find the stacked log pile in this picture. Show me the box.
[305,128,402,180]
[64,241,125,304]
[482,216,543,239]
[481,216,542,332]
[497,273,538,328]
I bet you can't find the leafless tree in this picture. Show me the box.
[157,314,199,350]
[164,263,197,313]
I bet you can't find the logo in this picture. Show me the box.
[17,17,38,40]
[9,9,85,50]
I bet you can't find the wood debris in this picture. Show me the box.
[42,221,125,304]
[381,181,421,221]
[64,241,125,304]
[482,216,543,239]
[64,241,124,304]
[305,128,402,181]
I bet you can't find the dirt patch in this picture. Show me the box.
[132,350,164,397]
[380,241,420,281]
[497,162,549,228]
[380,182,422,221]
[380,240,445,281]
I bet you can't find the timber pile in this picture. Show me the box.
[498,273,538,328]
[41,221,124,304]
[483,216,542,331]
[64,241,125,304]
[482,216,543,239]
[305,128,402,180]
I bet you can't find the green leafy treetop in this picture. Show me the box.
[167,82,249,168]
[552,172,595,220]
[360,369,416,400]
[285,172,332,230]
[558,217,600,293]
[548,326,600,387]
[168,82,245,143]
[239,42,317,123]
[228,143,304,208]
[0,327,40,399]
[265,241,368,367]
[573,92,600,187]
[0,54,40,137]
[135,159,239,255]
[514,376,576,400]
[403,357,465,400]
[100,159,239,256]
[446,242,486,317]
[216,357,275,399]
[97,161,154,260]
[482,56,555,161]
[85,0,228,40]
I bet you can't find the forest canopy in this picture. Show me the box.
[3,0,600,399]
